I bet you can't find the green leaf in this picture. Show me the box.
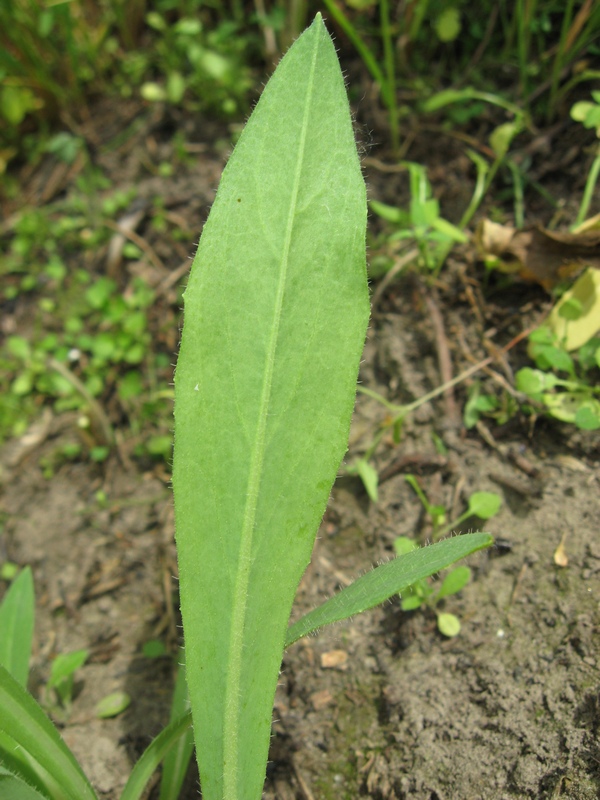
[544,393,600,426]
[515,367,547,396]
[436,565,471,600]
[575,404,600,430]
[0,774,48,800]
[400,593,424,611]
[0,566,34,686]
[142,640,167,658]
[464,383,498,429]
[48,650,88,691]
[437,612,461,637]
[393,536,418,557]
[356,458,379,502]
[285,533,493,645]
[95,691,131,719]
[7,336,31,361]
[578,337,600,371]
[369,199,407,225]
[430,215,468,243]
[547,268,600,351]
[466,491,501,520]
[434,8,461,42]
[0,728,55,800]
[172,15,369,800]
[120,712,193,800]
[489,121,519,159]
[0,664,97,800]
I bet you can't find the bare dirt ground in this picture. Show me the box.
[1,93,599,800]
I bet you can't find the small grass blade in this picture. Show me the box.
[159,651,194,800]
[285,533,493,646]
[0,566,34,686]
[120,711,193,800]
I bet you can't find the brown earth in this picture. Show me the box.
[1,87,599,800]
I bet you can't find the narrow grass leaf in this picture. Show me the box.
[0,664,97,800]
[173,13,369,800]
[0,566,34,686]
[285,533,493,646]
[119,712,193,800]
[159,651,194,800]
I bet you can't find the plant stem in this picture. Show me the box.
[574,145,600,227]
[357,325,536,454]
[322,0,388,99]
[548,0,575,121]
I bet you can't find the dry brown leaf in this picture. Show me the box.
[476,220,600,290]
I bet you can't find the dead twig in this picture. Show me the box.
[103,217,167,275]
[422,291,460,426]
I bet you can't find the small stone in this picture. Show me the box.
[320,649,348,669]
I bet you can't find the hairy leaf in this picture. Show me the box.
[172,14,369,800]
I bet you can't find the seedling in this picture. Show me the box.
[370,162,468,276]
[0,17,492,800]
[405,474,447,531]
[570,92,600,228]
[463,380,519,429]
[394,537,471,637]
[406,476,501,541]
[44,650,89,718]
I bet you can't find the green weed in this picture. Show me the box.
[463,381,519,429]
[370,162,467,277]
[514,267,600,431]
[515,314,600,430]
[405,476,502,541]
[392,487,501,636]
[43,650,89,721]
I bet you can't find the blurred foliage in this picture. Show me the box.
[1,0,599,459]
[0,181,177,460]
[2,1,600,167]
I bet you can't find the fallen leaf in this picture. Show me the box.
[547,267,600,350]
[476,220,600,290]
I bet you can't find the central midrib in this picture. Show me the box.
[221,29,322,800]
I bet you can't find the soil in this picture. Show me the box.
[1,76,599,800]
